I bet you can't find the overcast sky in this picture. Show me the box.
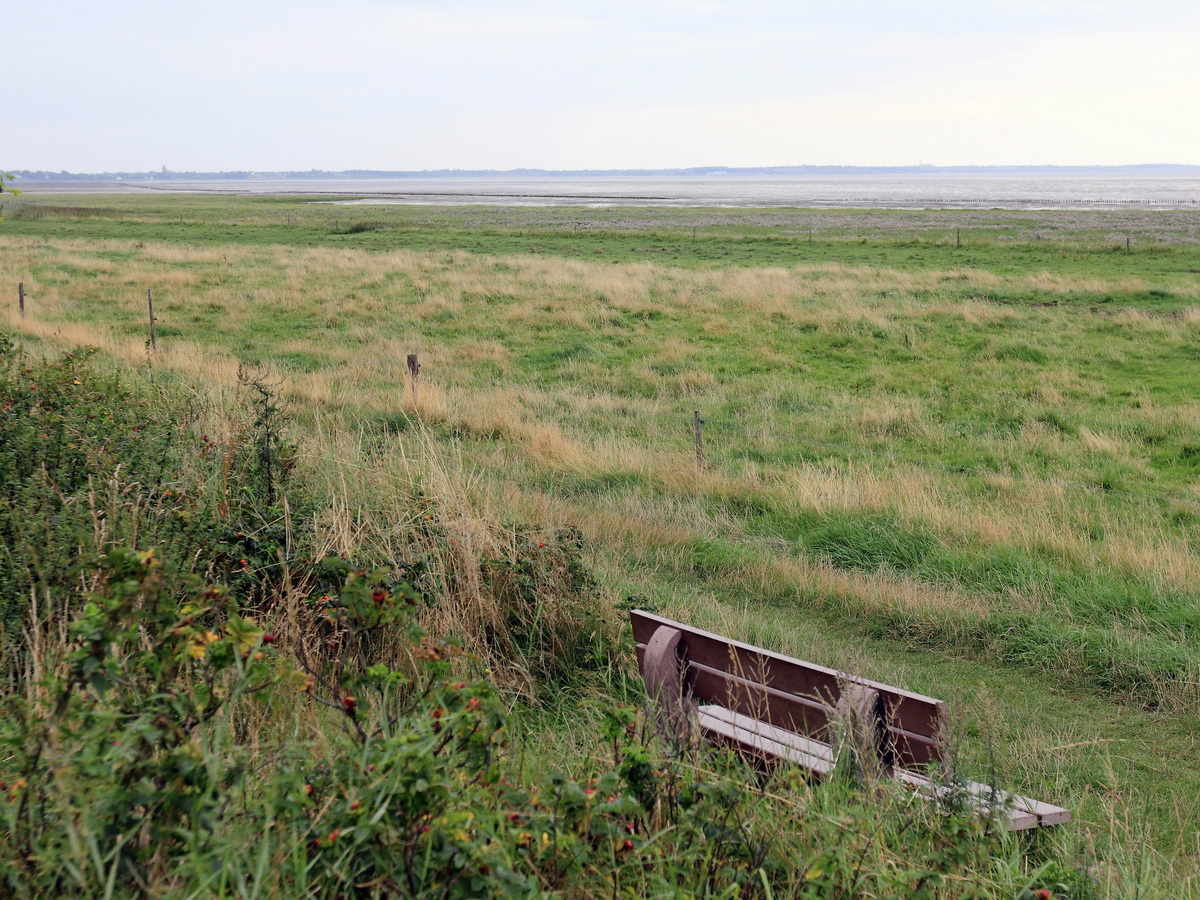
[6,0,1200,171]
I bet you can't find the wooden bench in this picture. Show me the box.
[631,610,1070,831]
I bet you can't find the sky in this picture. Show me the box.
[6,0,1200,171]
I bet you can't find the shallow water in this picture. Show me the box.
[17,173,1200,210]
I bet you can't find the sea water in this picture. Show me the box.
[17,173,1200,210]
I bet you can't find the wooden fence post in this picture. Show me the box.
[956,228,961,248]
[147,288,157,352]
[693,410,704,470]
[407,353,420,403]
[18,282,25,318]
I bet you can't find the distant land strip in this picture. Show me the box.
[8,163,1200,183]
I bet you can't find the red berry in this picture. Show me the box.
[262,633,276,644]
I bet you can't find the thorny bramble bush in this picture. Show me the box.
[0,339,303,662]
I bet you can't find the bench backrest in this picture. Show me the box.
[630,610,947,770]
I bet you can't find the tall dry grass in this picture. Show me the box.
[4,234,1198,616]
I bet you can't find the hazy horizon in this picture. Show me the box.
[11,163,1200,179]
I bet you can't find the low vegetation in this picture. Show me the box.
[1,195,1198,896]
[0,341,1087,898]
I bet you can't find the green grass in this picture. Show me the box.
[4,193,1200,288]
[3,194,1200,893]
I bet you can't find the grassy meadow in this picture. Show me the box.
[2,193,1200,896]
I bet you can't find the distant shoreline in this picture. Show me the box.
[8,171,1198,211]
[9,164,1200,185]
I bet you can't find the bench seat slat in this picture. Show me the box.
[699,708,1069,831]
[956,780,1073,827]
[697,706,835,776]
[699,705,836,764]
[895,771,1040,831]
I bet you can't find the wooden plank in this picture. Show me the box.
[632,610,948,766]
[689,659,833,737]
[698,707,835,776]
[961,780,1072,827]
[630,611,946,745]
[638,643,835,738]
[885,724,945,768]
[703,712,1062,831]
[700,705,836,767]
[637,642,944,770]
[895,771,1040,831]
[632,610,840,706]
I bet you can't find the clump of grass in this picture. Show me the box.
[333,220,388,235]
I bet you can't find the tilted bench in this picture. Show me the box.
[631,610,1070,830]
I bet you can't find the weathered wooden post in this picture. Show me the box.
[693,410,704,471]
[1126,236,1131,253]
[18,282,25,318]
[407,353,420,403]
[147,288,157,352]
[956,228,961,248]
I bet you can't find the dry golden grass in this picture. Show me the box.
[4,232,1199,609]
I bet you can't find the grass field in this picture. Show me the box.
[3,193,1200,895]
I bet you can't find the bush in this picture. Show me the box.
[0,340,301,676]
[1,544,1074,899]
